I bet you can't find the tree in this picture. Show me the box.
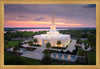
[13,46,20,55]
[18,41,22,47]
[4,31,12,40]
[46,42,51,54]
[28,41,33,46]
[57,40,61,47]
[41,54,52,65]
[5,40,8,48]
[34,38,38,45]
[76,37,81,44]
[87,34,96,51]
[84,42,89,49]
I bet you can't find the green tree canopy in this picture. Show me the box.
[41,54,52,65]
[34,38,38,44]
[28,40,33,46]
[46,42,51,48]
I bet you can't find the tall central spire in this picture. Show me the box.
[50,11,56,31]
[52,11,55,24]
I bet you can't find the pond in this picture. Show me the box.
[7,48,25,53]
[51,53,77,62]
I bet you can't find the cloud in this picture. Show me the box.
[34,17,45,21]
[4,4,96,28]
[19,16,24,18]
[82,4,96,8]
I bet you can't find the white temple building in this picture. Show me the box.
[34,12,70,48]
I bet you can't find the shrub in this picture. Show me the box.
[65,51,71,54]
[60,50,64,53]
[25,47,36,51]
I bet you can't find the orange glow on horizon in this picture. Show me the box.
[5,20,82,28]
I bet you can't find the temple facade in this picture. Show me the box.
[34,12,70,48]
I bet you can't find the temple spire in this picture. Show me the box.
[50,11,56,31]
[52,11,55,24]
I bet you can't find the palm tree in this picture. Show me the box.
[46,42,51,54]
[57,40,61,47]
[34,38,38,45]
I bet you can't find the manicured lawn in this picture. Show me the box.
[88,51,96,65]
[4,40,20,48]
[4,51,41,65]
[78,48,96,65]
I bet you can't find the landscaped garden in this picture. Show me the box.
[43,46,78,55]
[4,29,96,65]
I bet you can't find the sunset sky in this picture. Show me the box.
[4,4,96,28]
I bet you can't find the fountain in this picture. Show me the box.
[51,54,53,57]
[56,54,59,58]
[67,54,71,60]
[62,55,64,59]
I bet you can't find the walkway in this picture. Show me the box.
[21,46,45,60]
[75,43,91,51]
[21,39,77,60]
[64,39,76,52]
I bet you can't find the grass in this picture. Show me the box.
[78,48,85,56]
[88,51,96,65]
[78,47,96,65]
[4,51,41,65]
[4,40,20,48]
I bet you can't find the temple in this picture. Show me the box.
[34,12,70,47]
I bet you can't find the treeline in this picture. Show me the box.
[4,31,47,40]
[59,29,96,39]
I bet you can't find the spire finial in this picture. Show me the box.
[52,11,55,24]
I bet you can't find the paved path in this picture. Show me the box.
[75,43,91,51]
[21,39,77,60]
[64,39,76,52]
[21,53,44,60]
[21,45,46,60]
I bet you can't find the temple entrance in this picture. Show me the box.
[42,40,49,48]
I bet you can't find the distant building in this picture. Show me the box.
[34,12,70,48]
